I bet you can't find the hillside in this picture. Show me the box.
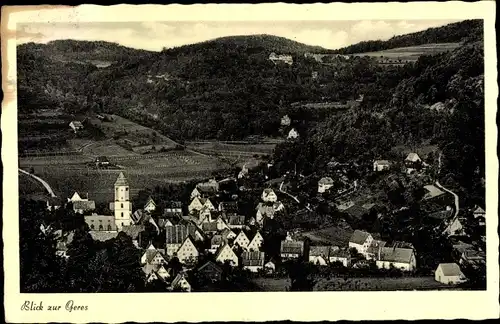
[334,20,482,54]
[18,40,153,67]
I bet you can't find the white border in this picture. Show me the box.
[2,2,498,322]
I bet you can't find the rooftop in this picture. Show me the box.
[349,230,372,245]
[437,263,463,277]
[115,172,129,186]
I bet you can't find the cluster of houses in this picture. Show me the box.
[269,52,293,65]
[280,114,299,140]
[373,152,429,174]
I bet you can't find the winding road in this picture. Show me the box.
[19,168,57,197]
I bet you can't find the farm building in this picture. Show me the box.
[375,246,417,271]
[435,263,467,285]
[318,177,334,193]
[373,160,390,172]
[287,128,299,139]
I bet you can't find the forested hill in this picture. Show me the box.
[165,34,330,55]
[18,40,153,66]
[333,20,482,54]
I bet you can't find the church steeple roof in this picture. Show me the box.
[115,172,129,186]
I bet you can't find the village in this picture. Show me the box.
[40,123,486,291]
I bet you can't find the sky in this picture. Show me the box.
[17,20,463,52]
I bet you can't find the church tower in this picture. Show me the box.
[114,172,132,231]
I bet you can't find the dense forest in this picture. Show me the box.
[333,20,482,54]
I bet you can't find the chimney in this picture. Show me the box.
[378,244,381,260]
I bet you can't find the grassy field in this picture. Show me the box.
[251,278,291,291]
[20,151,226,203]
[314,276,461,291]
[352,43,461,61]
[186,141,277,154]
[18,172,48,196]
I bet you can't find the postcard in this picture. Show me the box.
[2,2,498,323]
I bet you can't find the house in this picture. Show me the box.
[72,200,96,214]
[405,152,422,169]
[165,224,203,256]
[201,216,228,234]
[460,249,486,267]
[165,201,183,214]
[473,206,486,219]
[55,231,74,258]
[242,251,266,272]
[68,191,87,202]
[143,263,170,282]
[188,197,215,214]
[158,218,175,228]
[226,215,246,229]
[218,201,239,213]
[281,115,291,126]
[146,271,160,283]
[170,273,191,292]
[198,206,213,223]
[261,188,278,203]
[348,230,374,257]
[156,265,171,281]
[264,261,276,274]
[220,228,237,241]
[280,238,305,260]
[311,71,319,79]
[427,207,454,220]
[215,243,239,266]
[247,231,264,252]
[309,246,332,265]
[375,246,417,271]
[329,248,351,267]
[131,210,159,234]
[269,52,293,65]
[443,217,464,236]
[255,202,284,225]
[209,234,225,253]
[95,156,110,167]
[197,261,224,282]
[318,177,334,193]
[233,231,250,250]
[435,263,467,285]
[287,128,299,139]
[373,160,390,172]
[84,214,117,231]
[69,121,84,133]
[473,206,486,225]
[191,179,219,199]
[175,236,199,264]
[144,197,156,213]
[141,243,167,265]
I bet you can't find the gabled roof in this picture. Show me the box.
[220,228,236,240]
[142,263,161,275]
[202,221,219,233]
[437,263,463,277]
[330,248,350,258]
[378,247,414,264]
[234,230,250,242]
[349,230,371,245]
[197,260,223,274]
[211,234,224,246]
[374,160,390,165]
[318,177,334,185]
[171,273,189,288]
[73,200,96,211]
[144,196,156,207]
[215,243,236,260]
[144,249,163,264]
[115,172,129,186]
[427,209,453,220]
[474,206,485,214]
[405,153,421,162]
[242,251,265,266]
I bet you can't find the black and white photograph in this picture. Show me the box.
[2,2,498,323]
